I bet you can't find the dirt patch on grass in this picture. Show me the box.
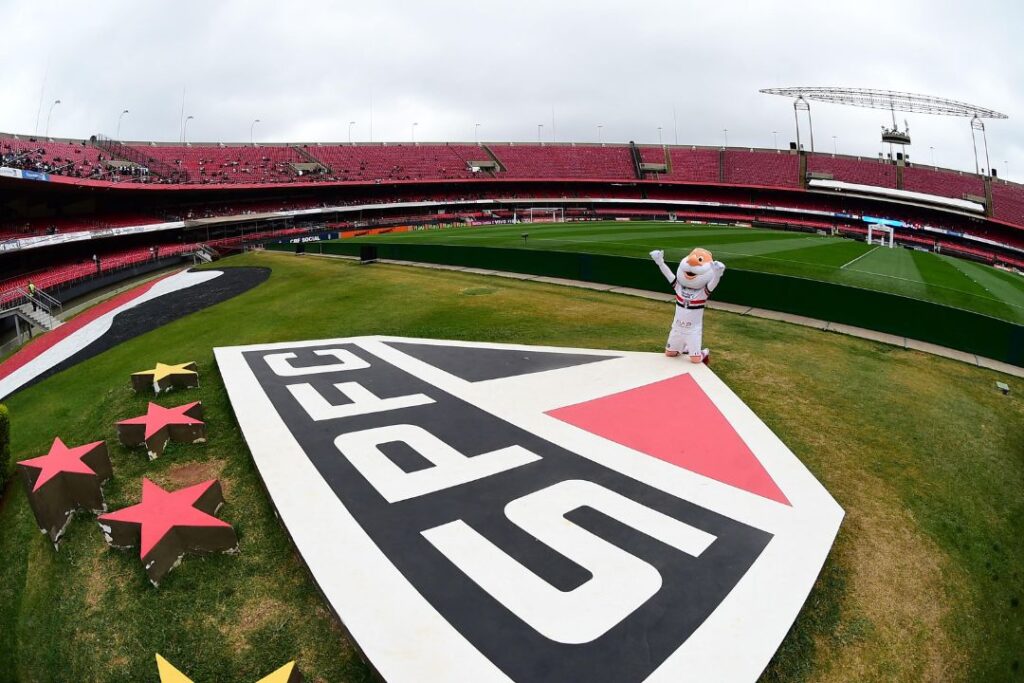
[714,334,974,681]
[219,596,292,652]
[163,460,226,492]
[811,472,968,682]
[83,552,107,610]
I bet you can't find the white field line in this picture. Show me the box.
[380,230,1022,312]
[529,237,1023,310]
[845,258,1024,312]
[946,259,1024,315]
[524,235,845,270]
[840,246,880,270]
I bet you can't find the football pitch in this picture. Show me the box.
[0,252,1021,681]
[344,221,1024,324]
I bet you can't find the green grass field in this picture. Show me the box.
[0,251,1021,682]
[341,221,1024,324]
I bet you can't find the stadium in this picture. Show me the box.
[0,3,1021,683]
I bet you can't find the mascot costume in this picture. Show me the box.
[649,247,726,363]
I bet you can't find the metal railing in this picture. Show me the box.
[0,286,62,344]
[191,243,219,264]
[14,287,63,326]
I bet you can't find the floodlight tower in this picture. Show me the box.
[970,116,991,176]
[760,87,1007,175]
[792,96,814,152]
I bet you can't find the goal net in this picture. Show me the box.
[866,224,894,248]
[515,207,564,224]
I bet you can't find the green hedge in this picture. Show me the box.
[0,404,9,498]
[288,241,1023,367]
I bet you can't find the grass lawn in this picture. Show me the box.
[339,221,1024,323]
[0,251,1021,682]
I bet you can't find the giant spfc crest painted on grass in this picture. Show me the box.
[215,337,843,682]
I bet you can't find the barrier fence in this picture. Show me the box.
[267,240,1023,367]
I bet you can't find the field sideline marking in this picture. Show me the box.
[840,246,880,270]
[382,234,1020,308]
[355,232,1021,312]
[839,264,1024,309]
[308,252,1024,377]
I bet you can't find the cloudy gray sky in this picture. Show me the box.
[1,0,1021,179]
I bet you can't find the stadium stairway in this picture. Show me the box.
[14,302,62,331]
[290,145,330,175]
[0,286,63,339]
[629,142,644,179]
[480,145,505,174]
[0,301,61,353]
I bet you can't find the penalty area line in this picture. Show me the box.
[840,246,880,270]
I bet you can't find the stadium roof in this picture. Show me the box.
[759,87,1008,119]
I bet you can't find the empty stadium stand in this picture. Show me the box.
[0,245,189,305]
[5,133,1022,231]
[0,226,310,305]
[637,146,667,165]
[723,150,800,187]
[903,165,985,200]
[0,213,160,241]
[2,133,1024,285]
[806,153,896,187]
[305,144,486,181]
[487,144,635,179]
[992,181,1024,226]
[664,148,721,183]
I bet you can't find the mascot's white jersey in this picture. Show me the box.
[650,249,726,356]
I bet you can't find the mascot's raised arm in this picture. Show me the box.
[649,247,726,364]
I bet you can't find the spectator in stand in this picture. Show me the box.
[28,280,37,311]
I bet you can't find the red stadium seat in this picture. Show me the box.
[806,154,896,188]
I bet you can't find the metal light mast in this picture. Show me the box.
[760,87,1007,175]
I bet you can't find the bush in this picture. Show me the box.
[0,404,9,498]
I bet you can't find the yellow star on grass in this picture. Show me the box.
[134,362,198,383]
[155,655,192,683]
[156,654,301,682]
[131,361,199,394]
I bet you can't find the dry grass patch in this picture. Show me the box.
[82,550,107,610]
[163,459,226,491]
[812,473,967,682]
[217,596,293,652]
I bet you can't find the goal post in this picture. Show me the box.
[866,224,894,248]
[514,207,564,224]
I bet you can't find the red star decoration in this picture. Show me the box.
[18,437,105,492]
[98,479,231,558]
[118,402,204,440]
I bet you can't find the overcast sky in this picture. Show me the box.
[1,0,1021,179]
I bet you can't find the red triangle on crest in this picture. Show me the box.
[546,374,790,505]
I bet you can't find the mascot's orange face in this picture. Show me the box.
[676,247,715,287]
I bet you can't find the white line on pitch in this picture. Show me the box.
[840,246,880,270]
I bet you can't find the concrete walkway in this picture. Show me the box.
[305,253,1024,379]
